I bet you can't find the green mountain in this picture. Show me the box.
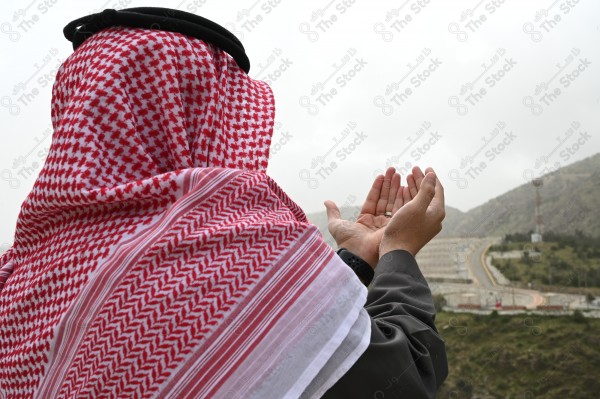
[307,153,600,239]
[435,311,600,398]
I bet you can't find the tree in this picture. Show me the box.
[586,293,596,304]
[522,251,533,266]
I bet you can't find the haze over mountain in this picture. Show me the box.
[307,153,600,240]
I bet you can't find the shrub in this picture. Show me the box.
[572,310,587,324]
[433,294,447,313]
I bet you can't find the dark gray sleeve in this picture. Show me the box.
[322,250,448,399]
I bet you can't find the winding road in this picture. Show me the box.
[425,237,584,310]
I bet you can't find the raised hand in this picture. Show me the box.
[324,167,413,269]
[379,167,445,258]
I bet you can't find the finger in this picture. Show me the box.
[402,184,412,204]
[392,180,405,212]
[324,200,342,223]
[424,167,441,199]
[411,172,437,213]
[386,172,400,213]
[360,174,384,215]
[407,174,417,198]
[412,166,425,188]
[428,169,445,216]
[376,167,395,216]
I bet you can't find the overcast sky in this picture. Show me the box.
[1,0,599,247]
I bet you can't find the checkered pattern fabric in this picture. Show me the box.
[0,27,369,398]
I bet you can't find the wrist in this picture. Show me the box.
[340,245,378,270]
[379,242,416,258]
[336,248,375,286]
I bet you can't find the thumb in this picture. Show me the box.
[411,172,436,212]
[324,200,341,223]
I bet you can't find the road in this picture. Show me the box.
[466,237,496,288]
[452,238,563,309]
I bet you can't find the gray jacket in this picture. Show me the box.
[323,250,448,398]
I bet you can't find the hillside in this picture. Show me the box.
[435,311,600,398]
[307,153,600,239]
[442,153,600,238]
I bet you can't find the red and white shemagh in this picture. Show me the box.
[0,27,371,398]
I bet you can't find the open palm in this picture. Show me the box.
[324,166,425,269]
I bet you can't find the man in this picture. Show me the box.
[0,8,446,398]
